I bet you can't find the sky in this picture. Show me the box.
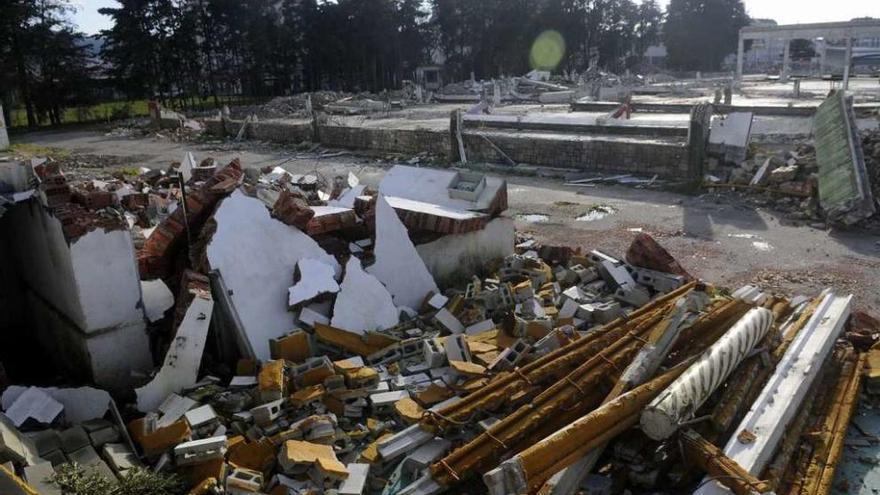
[71,0,879,35]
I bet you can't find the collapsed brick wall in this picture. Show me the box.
[463,131,690,179]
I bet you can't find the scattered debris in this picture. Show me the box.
[0,148,876,495]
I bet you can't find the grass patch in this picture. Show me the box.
[8,95,268,129]
[9,142,72,159]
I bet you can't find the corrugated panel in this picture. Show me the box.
[814,92,875,224]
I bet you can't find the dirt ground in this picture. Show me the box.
[12,127,880,313]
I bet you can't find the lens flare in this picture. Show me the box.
[530,30,565,71]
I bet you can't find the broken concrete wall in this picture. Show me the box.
[462,132,690,178]
[205,119,314,143]
[2,200,150,391]
[205,119,451,156]
[319,125,451,157]
[416,217,515,286]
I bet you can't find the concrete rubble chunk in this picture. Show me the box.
[367,194,438,310]
[331,257,400,335]
[140,279,175,323]
[625,233,691,279]
[0,414,40,466]
[135,294,213,413]
[1,387,112,424]
[288,257,340,307]
[4,387,64,427]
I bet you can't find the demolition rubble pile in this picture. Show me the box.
[707,91,878,228]
[0,154,878,495]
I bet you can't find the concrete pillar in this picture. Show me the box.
[843,37,853,90]
[819,41,827,76]
[781,39,791,82]
[736,35,745,81]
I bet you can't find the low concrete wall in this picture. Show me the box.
[205,118,690,178]
[205,118,314,143]
[464,131,689,178]
[319,125,450,156]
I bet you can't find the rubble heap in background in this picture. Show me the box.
[706,92,878,229]
[0,150,878,495]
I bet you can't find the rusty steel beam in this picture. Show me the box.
[680,429,772,495]
[430,318,658,486]
[483,361,692,495]
[800,349,865,495]
[422,283,697,432]
[539,290,710,495]
[641,307,775,440]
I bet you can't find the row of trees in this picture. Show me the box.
[1,0,752,127]
[0,0,95,127]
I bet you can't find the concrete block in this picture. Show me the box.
[24,461,60,495]
[184,404,219,430]
[68,445,115,480]
[613,284,651,307]
[370,391,410,412]
[226,467,264,494]
[487,340,531,372]
[250,399,284,427]
[422,338,446,368]
[156,393,198,428]
[101,443,140,474]
[59,426,90,454]
[377,423,434,462]
[402,438,452,477]
[27,429,61,458]
[434,309,465,334]
[174,436,227,466]
[338,463,370,495]
[444,335,471,363]
[465,319,495,335]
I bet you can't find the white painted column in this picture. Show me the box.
[736,35,745,81]
[843,37,853,90]
[0,104,8,151]
[781,39,791,82]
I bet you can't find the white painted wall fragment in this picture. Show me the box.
[416,217,515,283]
[141,279,175,322]
[367,195,438,310]
[331,257,399,335]
[179,152,196,182]
[288,258,340,307]
[328,185,366,208]
[206,190,339,359]
[136,296,213,412]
